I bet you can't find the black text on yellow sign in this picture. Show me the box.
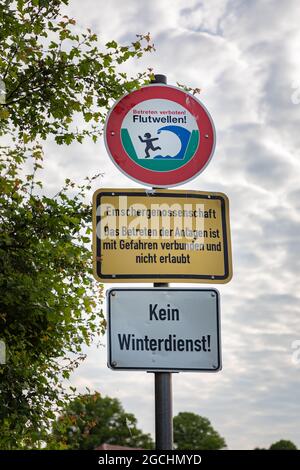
[92,189,232,283]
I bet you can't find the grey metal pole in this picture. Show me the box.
[151,73,173,450]
[152,72,173,449]
[151,74,167,84]
[154,283,173,450]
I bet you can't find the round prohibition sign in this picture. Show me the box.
[104,84,216,187]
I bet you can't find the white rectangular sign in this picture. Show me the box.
[107,288,221,372]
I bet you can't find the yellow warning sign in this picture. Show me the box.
[93,189,232,283]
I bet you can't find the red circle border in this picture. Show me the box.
[105,85,215,187]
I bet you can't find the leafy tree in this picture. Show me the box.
[0,145,105,448]
[0,0,153,449]
[269,440,297,450]
[173,412,226,450]
[0,0,154,144]
[49,392,154,450]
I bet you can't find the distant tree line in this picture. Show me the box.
[47,391,298,450]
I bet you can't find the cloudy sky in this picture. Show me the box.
[42,0,300,449]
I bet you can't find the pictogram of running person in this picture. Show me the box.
[138,133,161,158]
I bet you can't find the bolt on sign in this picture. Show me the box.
[104,84,216,187]
[107,288,221,372]
[93,188,232,283]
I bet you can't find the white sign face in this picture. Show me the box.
[121,99,199,162]
[107,288,221,372]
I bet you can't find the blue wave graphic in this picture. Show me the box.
[153,125,191,160]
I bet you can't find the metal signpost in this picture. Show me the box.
[107,287,221,450]
[93,74,232,451]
